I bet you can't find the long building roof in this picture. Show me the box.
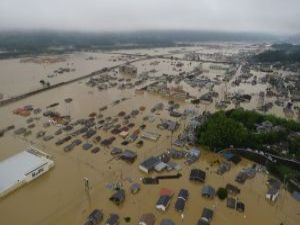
[0,149,53,194]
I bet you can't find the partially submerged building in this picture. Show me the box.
[198,208,214,225]
[0,148,54,198]
[139,157,161,174]
[109,189,125,206]
[190,169,206,183]
[266,178,281,202]
[202,185,215,199]
[156,195,172,212]
[175,189,189,212]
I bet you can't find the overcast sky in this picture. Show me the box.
[0,0,299,34]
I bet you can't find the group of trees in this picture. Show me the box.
[196,109,300,160]
[253,44,300,63]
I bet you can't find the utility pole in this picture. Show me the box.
[84,177,90,192]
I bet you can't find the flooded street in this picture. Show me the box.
[0,44,299,225]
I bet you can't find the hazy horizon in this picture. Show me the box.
[0,0,299,35]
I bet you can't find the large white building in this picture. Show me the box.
[0,148,54,198]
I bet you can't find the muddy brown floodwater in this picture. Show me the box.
[0,45,299,225]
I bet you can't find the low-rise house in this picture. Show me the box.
[235,172,248,184]
[159,119,179,132]
[185,148,201,165]
[227,197,236,209]
[120,150,137,163]
[141,131,161,141]
[217,162,231,175]
[226,183,240,195]
[105,214,119,225]
[266,179,281,202]
[111,147,123,155]
[109,189,125,206]
[266,187,280,202]
[198,208,214,225]
[139,213,155,225]
[236,201,245,212]
[190,169,206,183]
[244,168,256,179]
[154,162,168,172]
[84,209,103,225]
[202,185,215,199]
[139,157,161,174]
[175,189,189,212]
[166,161,181,172]
[156,195,172,211]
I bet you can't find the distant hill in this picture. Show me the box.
[253,43,300,63]
[0,30,278,58]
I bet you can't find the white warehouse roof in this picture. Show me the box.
[0,148,54,197]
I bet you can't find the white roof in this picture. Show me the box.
[0,150,52,194]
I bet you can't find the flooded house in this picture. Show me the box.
[156,195,172,212]
[235,171,248,184]
[120,149,137,163]
[202,185,215,199]
[226,197,236,209]
[139,156,161,174]
[225,183,240,195]
[174,189,189,212]
[185,148,201,165]
[190,169,206,183]
[198,208,214,225]
[105,214,119,225]
[266,179,281,202]
[109,189,125,206]
[84,209,103,225]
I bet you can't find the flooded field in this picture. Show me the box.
[0,44,299,225]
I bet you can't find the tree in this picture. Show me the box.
[196,111,248,151]
[217,187,228,200]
